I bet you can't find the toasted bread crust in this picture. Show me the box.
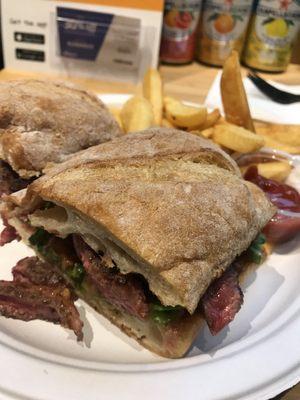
[0,80,121,177]
[42,127,241,177]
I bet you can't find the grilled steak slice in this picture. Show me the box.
[13,256,69,287]
[0,218,20,246]
[201,266,243,335]
[0,160,30,197]
[0,280,83,340]
[73,235,149,319]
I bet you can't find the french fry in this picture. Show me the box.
[212,124,265,153]
[221,51,255,132]
[161,118,175,128]
[143,68,163,126]
[195,128,214,138]
[120,96,154,133]
[216,117,231,126]
[108,107,124,131]
[257,162,292,181]
[199,109,221,130]
[264,242,273,256]
[241,162,292,182]
[255,122,300,147]
[260,135,300,154]
[164,96,207,129]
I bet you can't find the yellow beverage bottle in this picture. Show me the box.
[196,0,253,66]
[243,0,300,72]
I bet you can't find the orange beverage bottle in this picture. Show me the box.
[196,0,253,66]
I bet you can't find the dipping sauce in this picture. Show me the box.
[245,165,300,244]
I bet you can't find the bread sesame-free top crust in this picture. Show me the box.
[0,79,121,177]
[43,127,241,177]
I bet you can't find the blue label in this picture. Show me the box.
[57,7,113,61]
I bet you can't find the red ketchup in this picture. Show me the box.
[244,166,300,244]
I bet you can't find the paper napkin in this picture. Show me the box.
[205,71,300,125]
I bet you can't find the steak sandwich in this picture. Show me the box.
[0,79,121,246]
[0,79,121,195]
[1,128,276,358]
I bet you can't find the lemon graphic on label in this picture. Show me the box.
[265,18,289,38]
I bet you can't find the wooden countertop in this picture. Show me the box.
[1,62,299,102]
[0,64,299,399]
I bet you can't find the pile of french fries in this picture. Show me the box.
[109,51,299,182]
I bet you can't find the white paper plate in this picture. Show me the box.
[0,94,299,400]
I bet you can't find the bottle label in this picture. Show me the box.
[202,0,253,42]
[254,0,300,48]
[243,0,300,71]
[160,0,202,63]
[162,0,202,40]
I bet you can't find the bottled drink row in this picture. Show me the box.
[160,0,300,72]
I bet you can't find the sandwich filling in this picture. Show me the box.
[0,161,34,246]
[0,200,266,351]
[0,161,32,197]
